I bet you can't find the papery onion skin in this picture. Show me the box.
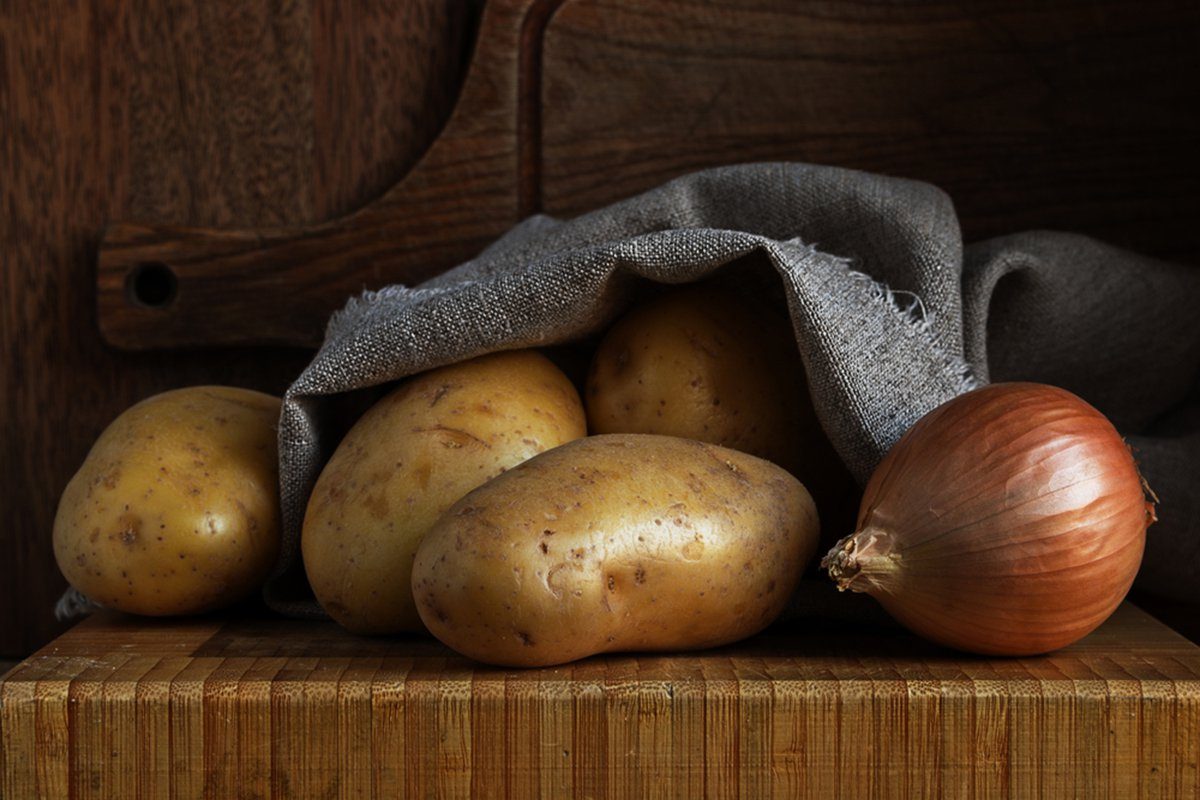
[822,382,1155,656]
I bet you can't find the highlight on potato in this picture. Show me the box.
[412,434,820,667]
[821,382,1156,656]
[52,386,283,616]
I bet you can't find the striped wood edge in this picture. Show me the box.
[2,603,1198,798]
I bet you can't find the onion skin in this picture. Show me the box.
[822,382,1155,656]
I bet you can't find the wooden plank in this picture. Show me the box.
[2,603,1198,797]
[540,0,1200,262]
[116,0,315,229]
[311,0,483,220]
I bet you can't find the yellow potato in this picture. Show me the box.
[301,349,587,634]
[53,386,282,616]
[586,283,815,469]
[586,282,857,536]
[412,434,819,667]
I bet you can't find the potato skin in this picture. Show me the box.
[302,350,587,634]
[586,283,858,542]
[53,386,282,616]
[412,433,819,667]
[586,283,816,474]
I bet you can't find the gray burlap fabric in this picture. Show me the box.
[266,162,1200,616]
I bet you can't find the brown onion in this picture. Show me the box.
[821,382,1156,655]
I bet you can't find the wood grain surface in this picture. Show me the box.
[97,0,543,349]
[93,0,1200,349]
[540,0,1200,254]
[0,0,480,657]
[2,603,1198,798]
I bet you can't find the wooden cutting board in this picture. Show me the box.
[95,0,1200,351]
[3,603,1198,798]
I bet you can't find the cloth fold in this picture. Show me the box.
[267,162,1200,615]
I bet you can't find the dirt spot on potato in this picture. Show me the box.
[681,539,705,561]
[429,384,454,406]
[516,630,535,647]
[419,596,450,624]
[363,492,390,520]
[415,425,491,450]
[410,460,431,489]
[325,482,347,503]
[116,513,141,546]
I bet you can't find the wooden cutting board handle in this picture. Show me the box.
[97,0,555,350]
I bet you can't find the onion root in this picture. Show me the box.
[821,527,897,594]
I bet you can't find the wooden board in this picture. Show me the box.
[94,0,1200,350]
[95,0,537,349]
[540,0,1200,251]
[3,603,1198,798]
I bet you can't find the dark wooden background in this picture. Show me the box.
[0,0,483,656]
[3,0,1198,657]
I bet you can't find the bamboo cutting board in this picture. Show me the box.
[2,604,1198,798]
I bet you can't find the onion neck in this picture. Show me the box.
[821,526,898,594]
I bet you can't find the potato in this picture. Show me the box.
[585,282,858,537]
[412,434,819,667]
[586,283,815,470]
[302,349,587,634]
[53,386,282,616]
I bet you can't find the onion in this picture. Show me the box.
[821,382,1156,655]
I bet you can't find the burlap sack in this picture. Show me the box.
[266,162,1200,616]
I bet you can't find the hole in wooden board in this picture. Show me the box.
[126,262,178,309]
